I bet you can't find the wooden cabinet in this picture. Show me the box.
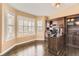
[66,30,79,48]
[66,16,79,48]
[45,18,65,55]
[48,36,65,55]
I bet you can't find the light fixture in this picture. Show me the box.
[71,18,74,21]
[67,19,70,22]
[55,3,61,8]
[52,3,61,8]
[75,21,79,25]
[52,0,61,8]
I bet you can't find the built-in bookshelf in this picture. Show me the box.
[45,18,65,55]
[66,16,79,48]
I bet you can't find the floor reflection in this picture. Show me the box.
[66,46,79,56]
[4,41,79,56]
[5,41,51,56]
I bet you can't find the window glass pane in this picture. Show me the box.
[37,19,43,32]
[5,12,15,41]
[23,17,28,35]
[31,26,35,33]
[17,16,24,26]
[37,20,42,26]
[28,20,32,26]
[24,27,28,33]
[28,18,35,34]
[7,12,15,25]
[28,26,32,33]
[17,16,35,35]
[24,19,28,26]
[17,16,24,36]
[32,19,35,34]
[17,26,23,33]
[31,19,35,26]
[6,26,15,40]
[17,16,30,36]
[28,18,31,34]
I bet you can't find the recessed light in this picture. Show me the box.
[75,21,79,25]
[67,19,70,22]
[71,18,74,21]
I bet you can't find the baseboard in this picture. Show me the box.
[35,40,45,42]
[0,40,45,56]
[0,40,35,56]
[0,44,15,56]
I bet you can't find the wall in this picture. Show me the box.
[0,4,2,53]
[0,4,45,55]
[15,6,36,44]
[1,3,17,53]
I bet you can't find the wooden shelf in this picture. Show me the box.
[66,16,79,49]
[67,44,79,48]
[45,18,65,55]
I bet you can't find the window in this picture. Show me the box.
[5,11,15,41]
[37,18,43,32]
[23,17,28,35]
[31,18,35,33]
[17,16,35,36]
[28,18,35,34]
[17,16,24,36]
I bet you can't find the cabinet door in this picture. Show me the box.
[75,36,79,46]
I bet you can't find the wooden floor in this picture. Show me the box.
[3,40,79,56]
[66,46,79,56]
[4,41,51,56]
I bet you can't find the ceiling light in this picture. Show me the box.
[52,3,61,8]
[75,21,79,25]
[71,18,75,21]
[55,3,61,8]
[67,19,70,22]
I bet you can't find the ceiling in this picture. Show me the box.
[8,3,77,16]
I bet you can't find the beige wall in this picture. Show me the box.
[2,3,77,54]
[0,4,2,53]
[0,4,36,54]
[1,3,79,55]
[0,3,45,54]
[1,3,17,53]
